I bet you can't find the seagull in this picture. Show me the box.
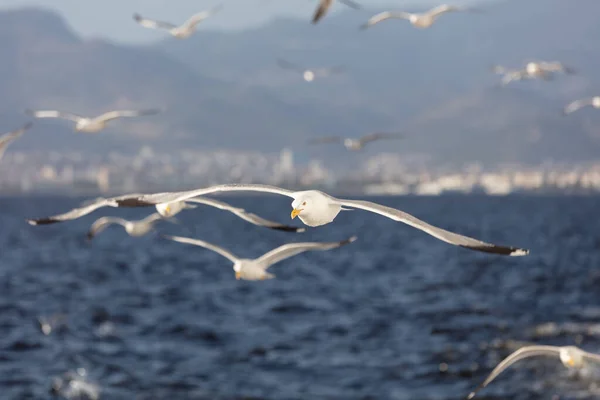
[37,314,67,336]
[492,61,575,85]
[0,122,32,161]
[277,59,344,82]
[309,132,402,151]
[313,0,361,24]
[467,345,600,399]
[133,5,223,39]
[25,109,161,133]
[163,234,356,280]
[361,4,480,29]
[86,212,174,240]
[26,184,530,256]
[563,96,600,115]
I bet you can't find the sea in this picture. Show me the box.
[1,195,599,400]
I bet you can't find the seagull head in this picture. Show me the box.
[156,201,185,217]
[559,347,583,368]
[291,191,340,227]
[233,263,242,280]
[303,70,315,82]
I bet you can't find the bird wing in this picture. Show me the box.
[277,58,305,72]
[564,98,593,114]
[539,61,575,74]
[26,185,296,225]
[139,212,165,225]
[582,349,600,363]
[87,217,127,240]
[95,109,161,123]
[181,5,223,30]
[308,136,343,145]
[314,66,345,76]
[359,132,403,144]
[25,110,82,122]
[27,197,121,225]
[162,235,239,263]
[132,14,177,30]
[361,11,412,28]
[337,199,529,256]
[339,0,361,9]
[313,0,333,24]
[466,346,561,399]
[185,197,305,232]
[256,236,357,269]
[0,122,32,150]
[428,4,474,17]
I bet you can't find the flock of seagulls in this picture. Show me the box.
[2,1,599,398]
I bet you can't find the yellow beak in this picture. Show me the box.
[291,208,302,219]
[568,359,575,367]
[235,271,241,280]
[164,205,171,214]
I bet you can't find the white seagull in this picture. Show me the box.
[563,96,600,115]
[277,59,345,82]
[26,184,530,256]
[492,61,575,85]
[86,212,173,240]
[313,0,361,24]
[0,122,32,161]
[163,234,356,280]
[25,109,161,133]
[133,5,223,39]
[309,132,402,151]
[361,4,480,29]
[467,345,600,399]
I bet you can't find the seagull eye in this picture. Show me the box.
[302,202,306,206]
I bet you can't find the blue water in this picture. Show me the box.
[1,195,600,399]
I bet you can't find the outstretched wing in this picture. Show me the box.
[256,236,357,269]
[312,0,333,24]
[25,109,82,122]
[133,14,177,30]
[87,217,126,240]
[361,11,412,29]
[428,4,479,18]
[539,61,575,74]
[27,197,120,225]
[0,122,32,152]
[359,132,403,144]
[94,109,161,123]
[185,197,305,232]
[338,199,529,256]
[162,235,239,263]
[563,98,594,115]
[466,346,561,399]
[181,5,223,30]
[308,136,343,145]
[277,58,305,72]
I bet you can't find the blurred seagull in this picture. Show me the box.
[133,5,223,38]
[163,234,357,280]
[26,184,530,256]
[25,109,161,133]
[563,96,600,115]
[277,59,344,82]
[86,212,173,240]
[0,122,32,161]
[467,345,600,399]
[309,132,402,151]
[492,61,575,85]
[313,0,361,24]
[361,4,480,29]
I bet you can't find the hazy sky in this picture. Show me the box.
[0,0,490,44]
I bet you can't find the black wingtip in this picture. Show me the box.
[461,245,529,256]
[270,226,306,233]
[22,121,33,130]
[340,236,358,246]
[133,13,142,21]
[86,232,94,241]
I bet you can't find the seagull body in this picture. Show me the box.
[362,4,478,29]
[467,345,600,399]
[277,59,344,82]
[27,184,529,256]
[25,109,161,133]
[133,5,222,38]
[493,61,575,85]
[86,213,167,240]
[564,96,600,115]
[313,0,361,24]
[0,122,32,160]
[309,132,402,151]
[164,234,356,280]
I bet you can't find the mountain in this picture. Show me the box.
[0,1,599,166]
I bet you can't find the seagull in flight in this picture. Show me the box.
[563,96,600,115]
[492,61,575,85]
[309,132,402,151]
[133,5,223,39]
[163,234,356,280]
[467,345,600,399]
[86,212,175,240]
[312,0,362,24]
[25,109,161,133]
[277,59,345,82]
[26,184,530,256]
[361,4,480,29]
[0,122,32,161]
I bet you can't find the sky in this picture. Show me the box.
[0,0,490,44]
